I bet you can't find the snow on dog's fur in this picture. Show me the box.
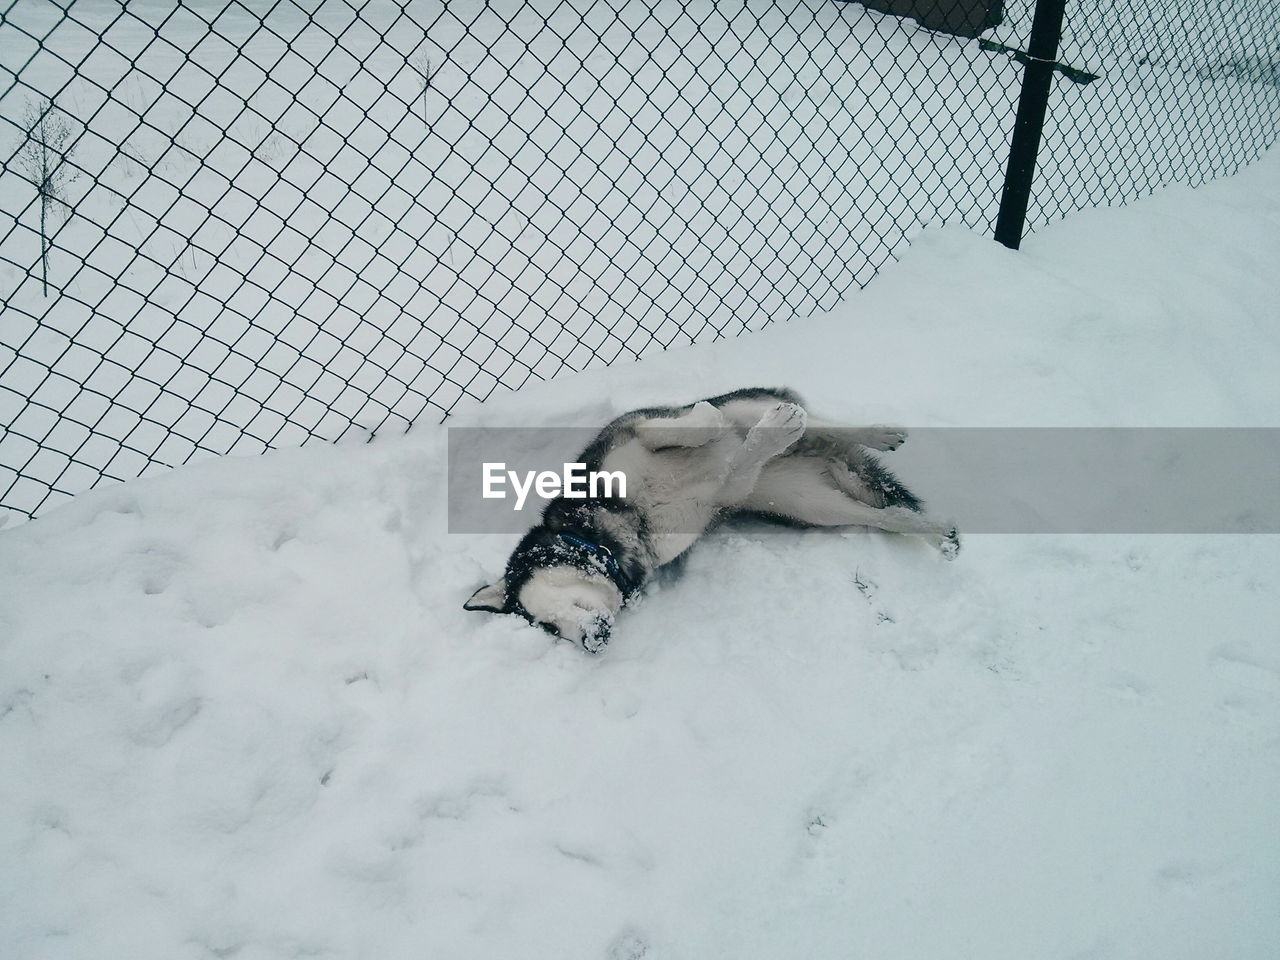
[464,387,958,651]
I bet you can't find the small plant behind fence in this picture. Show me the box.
[1,0,1277,523]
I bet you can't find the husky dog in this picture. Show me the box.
[464,387,958,651]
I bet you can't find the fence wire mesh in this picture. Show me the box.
[2,0,1278,523]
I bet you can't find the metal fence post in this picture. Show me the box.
[994,0,1068,249]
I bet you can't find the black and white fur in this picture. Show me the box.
[464,387,958,651]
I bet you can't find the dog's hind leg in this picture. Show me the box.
[804,420,908,451]
[744,458,959,557]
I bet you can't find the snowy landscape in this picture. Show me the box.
[3,143,1279,957]
[3,0,1280,958]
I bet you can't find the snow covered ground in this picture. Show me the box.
[2,138,1279,957]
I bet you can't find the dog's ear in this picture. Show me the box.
[463,578,508,613]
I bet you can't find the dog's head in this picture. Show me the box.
[464,525,624,652]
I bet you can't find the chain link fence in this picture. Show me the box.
[2,0,1278,523]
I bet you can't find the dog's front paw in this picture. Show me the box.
[938,525,961,560]
[864,425,908,451]
[579,610,613,653]
[748,401,808,457]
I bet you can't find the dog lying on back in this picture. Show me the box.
[464,387,958,651]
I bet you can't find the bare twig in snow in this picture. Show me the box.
[18,98,82,297]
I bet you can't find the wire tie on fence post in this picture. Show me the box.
[978,39,1100,85]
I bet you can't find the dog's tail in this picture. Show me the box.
[855,452,924,512]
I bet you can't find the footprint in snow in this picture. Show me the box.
[607,928,650,960]
[1211,647,1280,695]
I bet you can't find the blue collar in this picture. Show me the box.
[558,531,637,598]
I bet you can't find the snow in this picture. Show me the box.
[6,0,1276,519]
[3,133,1280,957]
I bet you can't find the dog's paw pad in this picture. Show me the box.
[762,400,806,426]
[750,401,807,454]
[939,526,961,560]
[867,425,908,451]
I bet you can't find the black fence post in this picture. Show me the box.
[994,0,1068,249]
